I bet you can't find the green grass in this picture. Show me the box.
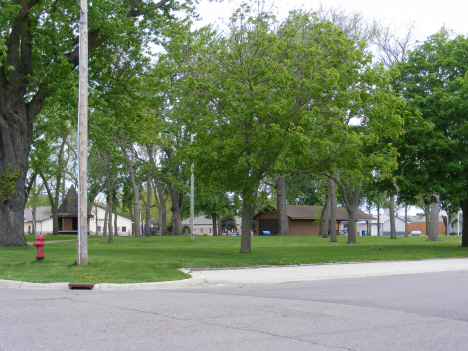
[1,235,467,284]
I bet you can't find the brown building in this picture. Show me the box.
[57,186,93,234]
[254,205,376,236]
[407,221,446,235]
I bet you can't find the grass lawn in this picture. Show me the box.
[1,235,467,284]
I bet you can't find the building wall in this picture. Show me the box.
[290,219,319,236]
[255,211,278,235]
[382,218,407,236]
[407,222,445,235]
[89,205,133,236]
[24,218,54,235]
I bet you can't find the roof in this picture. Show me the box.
[255,205,376,221]
[24,206,53,222]
[57,186,93,217]
[181,215,214,226]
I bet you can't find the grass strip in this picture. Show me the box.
[1,235,466,284]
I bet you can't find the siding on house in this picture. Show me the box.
[254,205,375,236]
[407,222,445,235]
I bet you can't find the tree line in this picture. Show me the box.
[1,1,467,251]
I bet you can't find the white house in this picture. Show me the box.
[358,211,408,236]
[89,204,133,236]
[181,215,242,235]
[23,206,54,234]
[24,204,133,236]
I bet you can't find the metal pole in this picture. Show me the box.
[190,133,195,242]
[77,0,88,265]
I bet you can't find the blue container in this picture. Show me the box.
[362,230,367,236]
[262,231,270,236]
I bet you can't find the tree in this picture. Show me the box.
[0,0,188,247]
[185,6,380,252]
[396,29,468,245]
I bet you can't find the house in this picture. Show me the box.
[449,216,463,235]
[89,204,133,236]
[56,186,94,234]
[181,216,241,235]
[254,205,376,236]
[407,214,445,235]
[358,212,408,236]
[23,187,133,236]
[23,206,54,234]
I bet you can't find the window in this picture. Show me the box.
[122,226,127,232]
[200,228,203,234]
[97,226,101,232]
[210,228,212,233]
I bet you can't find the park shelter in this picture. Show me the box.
[254,205,376,236]
[57,186,93,234]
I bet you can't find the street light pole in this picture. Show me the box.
[77,0,88,265]
[190,133,194,242]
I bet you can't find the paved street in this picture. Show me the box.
[1,260,468,350]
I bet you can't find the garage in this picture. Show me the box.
[259,219,279,235]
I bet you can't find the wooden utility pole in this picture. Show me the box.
[77,0,88,265]
[190,133,194,242]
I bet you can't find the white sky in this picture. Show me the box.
[194,0,468,42]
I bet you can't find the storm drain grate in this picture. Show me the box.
[68,283,95,290]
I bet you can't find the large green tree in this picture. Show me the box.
[0,0,186,246]
[396,30,468,245]
[184,6,383,252]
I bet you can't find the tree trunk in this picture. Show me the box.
[275,176,290,236]
[425,203,430,235]
[107,191,113,244]
[389,195,396,239]
[153,176,166,236]
[145,174,152,236]
[114,204,118,238]
[427,194,440,241]
[329,178,337,242]
[170,189,183,235]
[95,204,99,234]
[218,214,222,236]
[404,203,408,237]
[346,187,361,244]
[347,208,357,243]
[322,194,331,238]
[40,174,60,236]
[319,194,328,238]
[377,205,381,236]
[128,204,134,236]
[121,146,141,237]
[212,213,218,236]
[0,72,44,246]
[32,184,37,235]
[241,190,256,253]
[462,200,468,247]
[103,202,108,236]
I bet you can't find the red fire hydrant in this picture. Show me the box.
[33,235,45,261]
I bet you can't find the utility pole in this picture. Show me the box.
[190,133,195,242]
[77,0,88,265]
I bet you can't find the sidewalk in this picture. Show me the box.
[1,258,468,290]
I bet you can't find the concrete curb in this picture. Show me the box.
[1,258,468,290]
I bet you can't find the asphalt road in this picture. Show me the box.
[1,267,468,351]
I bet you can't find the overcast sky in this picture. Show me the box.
[194,0,468,42]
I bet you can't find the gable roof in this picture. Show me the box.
[181,215,213,226]
[24,206,53,222]
[255,205,376,221]
[57,186,93,217]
